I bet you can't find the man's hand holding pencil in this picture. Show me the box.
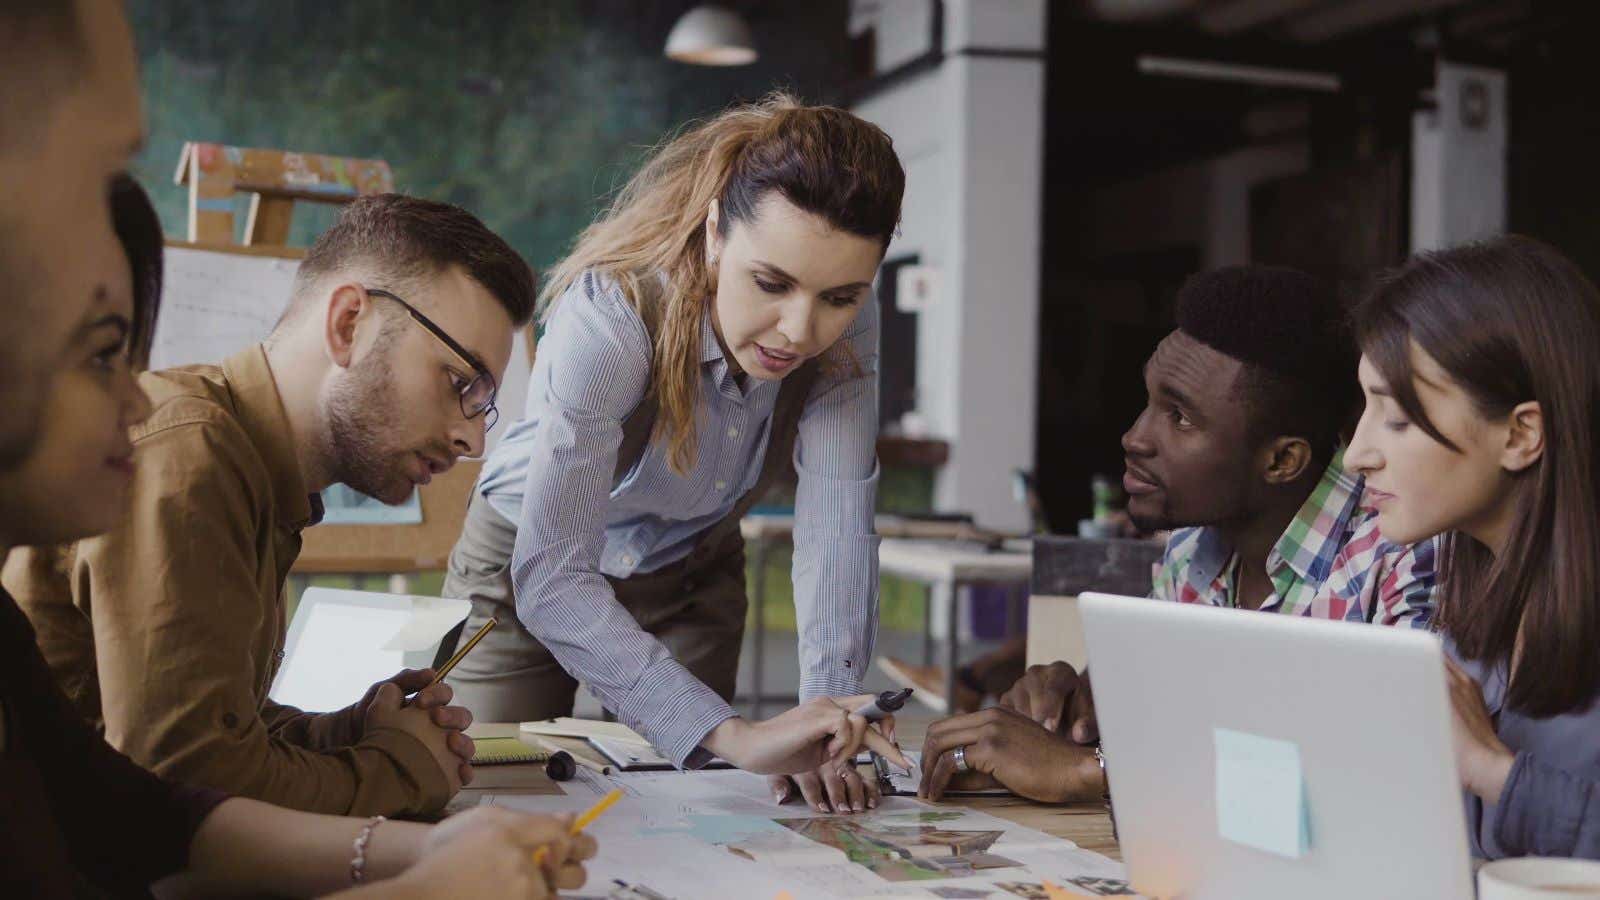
[353,618,499,792]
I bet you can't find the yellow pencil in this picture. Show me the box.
[426,617,497,687]
[571,788,624,831]
[533,788,624,866]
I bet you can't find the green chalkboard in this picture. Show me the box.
[128,0,854,274]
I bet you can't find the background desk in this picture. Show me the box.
[739,517,1029,716]
[1025,536,1166,671]
[457,721,1119,860]
[875,539,1033,709]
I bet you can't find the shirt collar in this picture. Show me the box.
[1182,448,1361,598]
[1268,447,1363,584]
[221,344,320,530]
[698,305,775,402]
[699,307,724,365]
[1184,530,1233,599]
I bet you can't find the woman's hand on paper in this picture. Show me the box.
[706,696,910,782]
[1444,658,1515,804]
[399,807,596,899]
[771,762,880,815]
[772,708,898,814]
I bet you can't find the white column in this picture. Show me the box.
[1411,61,1508,252]
[852,0,1045,532]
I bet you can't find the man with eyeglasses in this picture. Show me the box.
[5,193,533,818]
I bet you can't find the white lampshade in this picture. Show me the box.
[665,5,757,66]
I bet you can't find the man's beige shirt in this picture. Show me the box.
[3,344,449,816]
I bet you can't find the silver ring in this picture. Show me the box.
[953,745,970,773]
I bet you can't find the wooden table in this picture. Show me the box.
[456,723,1120,861]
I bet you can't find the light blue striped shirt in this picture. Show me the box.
[479,271,881,766]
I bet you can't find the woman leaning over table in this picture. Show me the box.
[442,92,909,815]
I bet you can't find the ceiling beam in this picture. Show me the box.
[1136,53,1342,90]
[1286,0,1468,42]
[1196,0,1332,35]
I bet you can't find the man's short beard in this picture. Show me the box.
[323,333,410,504]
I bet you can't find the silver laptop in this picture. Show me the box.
[1080,592,1472,900]
[270,588,469,712]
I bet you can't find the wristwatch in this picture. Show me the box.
[1094,744,1117,840]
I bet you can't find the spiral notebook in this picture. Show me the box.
[472,737,550,766]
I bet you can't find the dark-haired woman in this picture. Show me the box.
[1347,234,1600,859]
[442,92,909,813]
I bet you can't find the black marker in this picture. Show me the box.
[853,687,913,722]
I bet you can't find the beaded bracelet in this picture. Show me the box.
[350,815,387,884]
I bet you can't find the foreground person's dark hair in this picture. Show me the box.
[1355,235,1600,717]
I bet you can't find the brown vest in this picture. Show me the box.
[611,357,818,570]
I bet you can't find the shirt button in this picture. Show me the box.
[715,480,727,491]
[621,554,635,566]
[727,426,739,439]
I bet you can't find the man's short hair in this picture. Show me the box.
[0,1,86,152]
[288,193,535,327]
[1175,265,1359,463]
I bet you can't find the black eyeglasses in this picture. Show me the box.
[365,288,500,430]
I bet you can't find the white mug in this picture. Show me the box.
[1480,857,1600,899]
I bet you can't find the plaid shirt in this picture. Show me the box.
[1151,450,1437,625]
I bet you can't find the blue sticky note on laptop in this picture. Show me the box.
[1213,727,1311,858]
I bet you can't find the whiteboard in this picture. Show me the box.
[151,245,300,370]
[149,242,532,455]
